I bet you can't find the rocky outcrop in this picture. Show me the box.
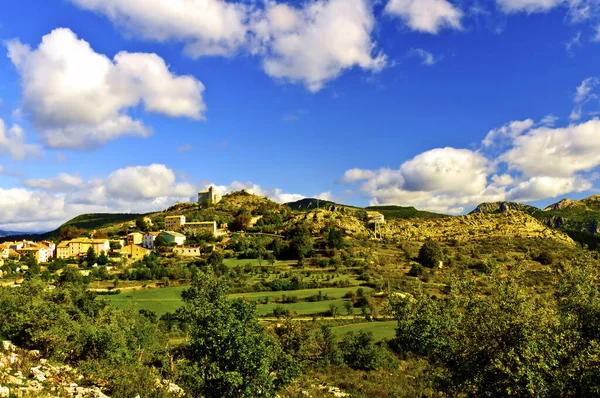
[544,194,600,211]
[0,341,184,398]
[470,202,539,215]
[383,212,576,245]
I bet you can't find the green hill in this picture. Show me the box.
[470,201,540,216]
[285,198,358,212]
[366,205,448,220]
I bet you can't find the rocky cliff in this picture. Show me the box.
[383,211,575,245]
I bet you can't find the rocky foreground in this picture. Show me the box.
[0,341,183,397]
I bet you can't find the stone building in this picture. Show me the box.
[198,186,221,206]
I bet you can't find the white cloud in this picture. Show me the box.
[6,28,206,149]
[540,114,559,126]
[69,0,249,57]
[571,77,599,120]
[411,48,439,65]
[71,0,386,92]
[341,148,494,213]
[23,173,83,192]
[502,118,600,177]
[482,118,535,147]
[340,168,377,183]
[177,144,193,153]
[2,164,197,232]
[594,25,600,41]
[0,118,43,160]
[565,31,582,55]
[496,0,563,13]
[254,0,386,92]
[506,175,591,201]
[105,164,195,201]
[385,0,463,34]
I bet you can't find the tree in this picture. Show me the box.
[326,226,344,250]
[287,223,313,260]
[86,246,97,266]
[231,212,252,232]
[97,251,109,265]
[418,241,443,268]
[339,331,392,371]
[135,219,149,231]
[179,271,293,397]
[109,241,122,251]
[154,234,169,249]
[59,226,85,240]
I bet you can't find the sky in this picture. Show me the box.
[1,0,600,232]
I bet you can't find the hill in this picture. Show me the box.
[366,205,447,220]
[285,198,358,212]
[470,201,539,216]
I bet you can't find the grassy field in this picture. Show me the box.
[256,299,349,316]
[330,321,397,342]
[103,286,375,317]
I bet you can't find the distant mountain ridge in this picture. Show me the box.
[470,201,539,216]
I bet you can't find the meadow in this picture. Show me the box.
[104,285,376,316]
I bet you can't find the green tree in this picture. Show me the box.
[179,271,293,397]
[86,246,97,266]
[287,223,313,260]
[97,251,109,265]
[339,330,392,371]
[418,241,444,268]
[326,226,344,250]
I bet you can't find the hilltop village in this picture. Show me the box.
[0,187,235,271]
[1,189,600,397]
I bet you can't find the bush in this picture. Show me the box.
[409,263,424,277]
[535,250,555,265]
[339,330,395,371]
[418,241,444,268]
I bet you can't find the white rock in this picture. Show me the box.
[0,386,8,398]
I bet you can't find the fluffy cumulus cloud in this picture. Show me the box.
[502,119,600,177]
[253,0,386,91]
[482,118,535,148]
[69,0,249,57]
[385,0,463,34]
[342,111,600,213]
[341,148,494,213]
[2,164,197,232]
[6,28,206,149]
[0,118,43,160]
[70,0,386,92]
[3,164,325,231]
[505,176,591,201]
[105,164,195,201]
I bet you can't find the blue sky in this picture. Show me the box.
[1,0,600,231]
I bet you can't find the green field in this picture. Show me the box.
[330,321,397,342]
[103,286,375,316]
[256,299,349,316]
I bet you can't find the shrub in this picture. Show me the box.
[418,241,444,268]
[409,263,424,277]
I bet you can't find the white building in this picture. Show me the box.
[143,232,161,249]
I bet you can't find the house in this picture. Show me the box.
[17,245,42,262]
[143,232,161,249]
[56,241,70,259]
[184,221,217,236]
[366,211,385,224]
[120,244,152,260]
[198,186,221,206]
[159,231,186,246]
[0,244,9,259]
[165,215,186,230]
[127,232,144,246]
[173,246,202,257]
[56,238,110,259]
[39,241,56,259]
